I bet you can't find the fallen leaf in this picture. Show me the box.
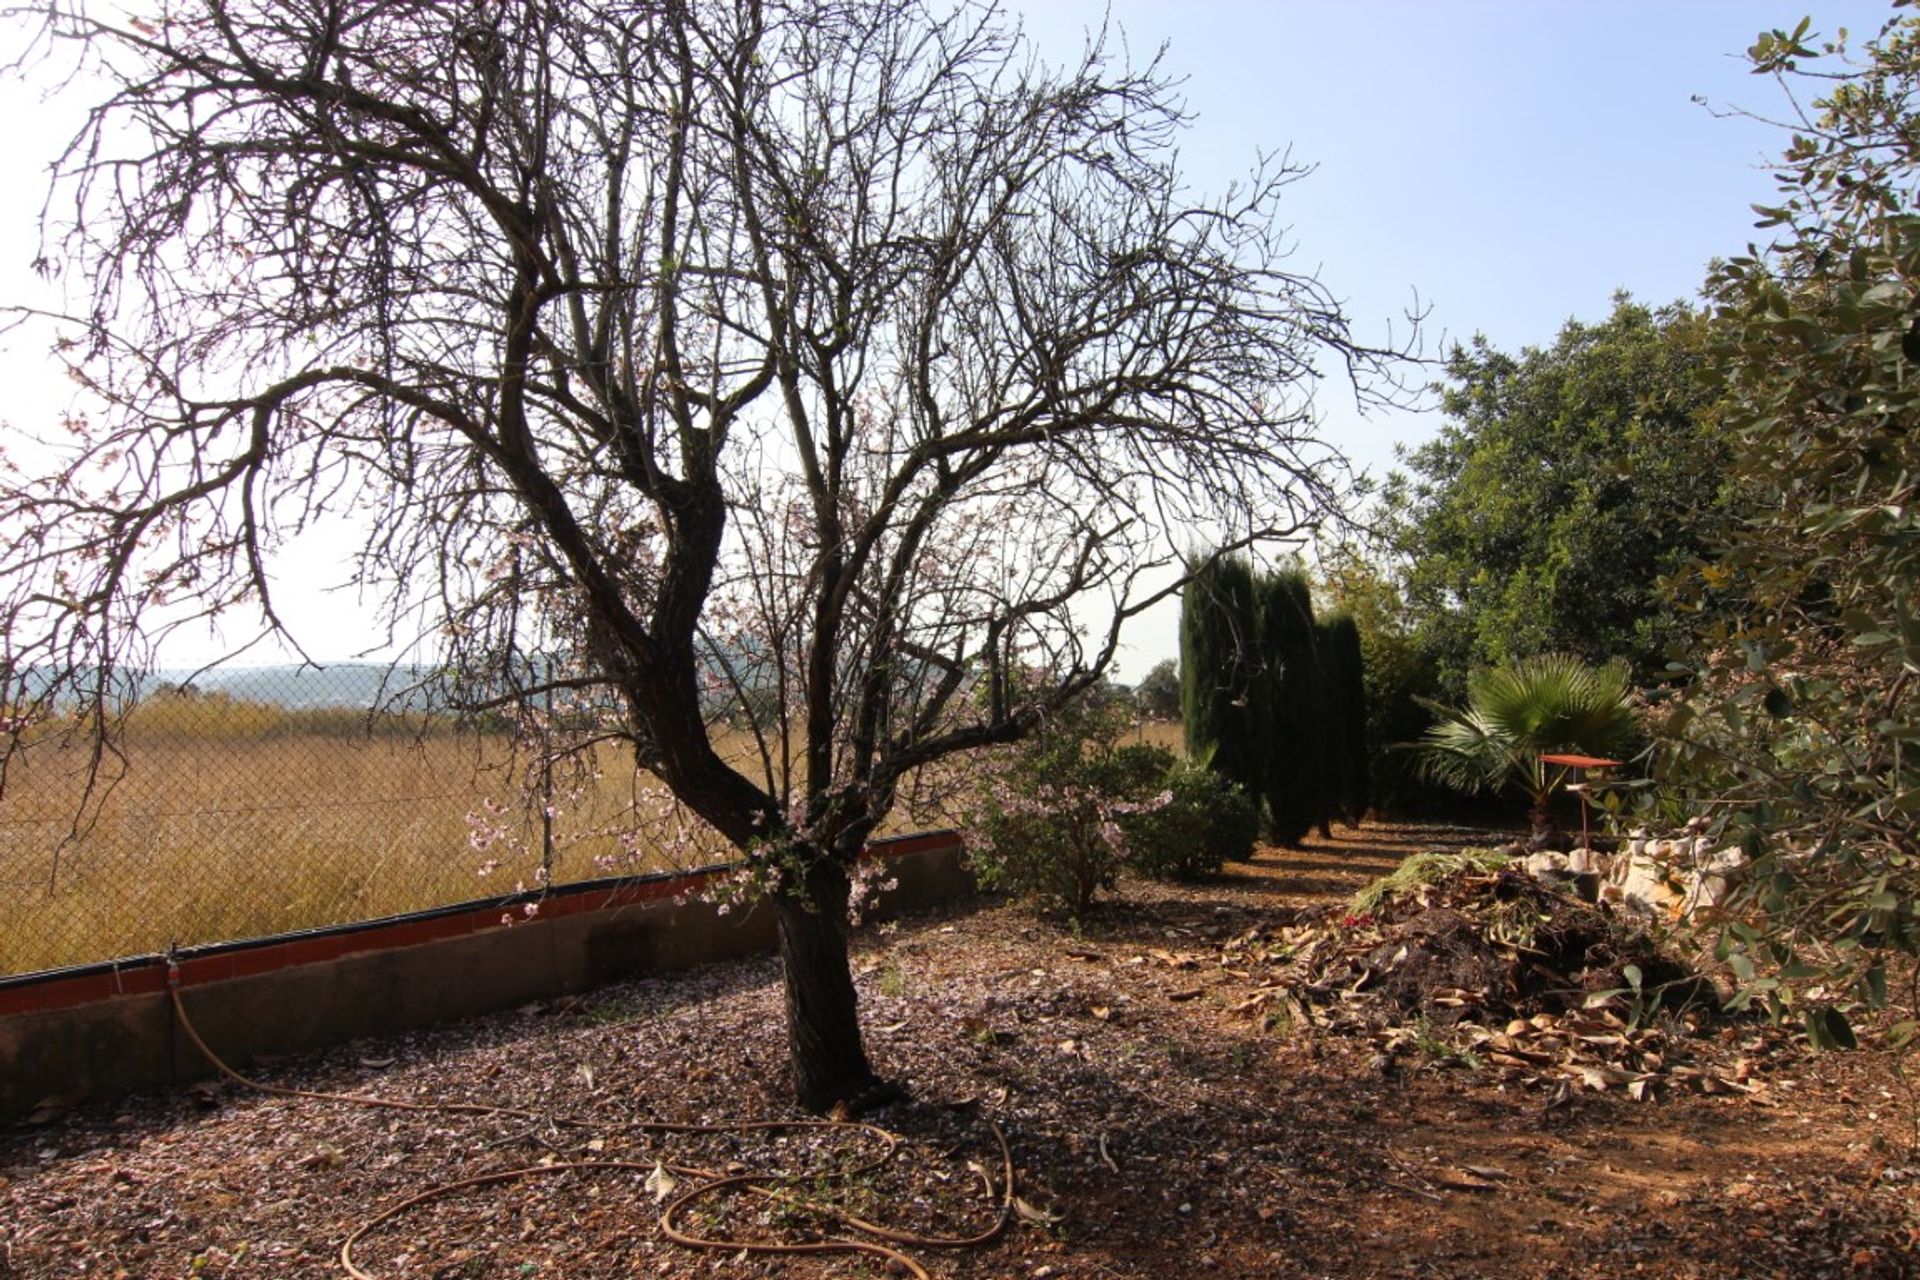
[1488,1051,1539,1070]
[22,1099,73,1126]
[1572,1064,1629,1091]
[644,1161,678,1203]
[300,1143,346,1171]
[965,1157,996,1196]
[1013,1196,1063,1225]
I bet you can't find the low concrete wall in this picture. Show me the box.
[0,831,970,1121]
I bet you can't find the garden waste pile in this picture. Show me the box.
[1218,850,1768,1102]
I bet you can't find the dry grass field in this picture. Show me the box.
[0,723,721,977]
[0,708,1184,976]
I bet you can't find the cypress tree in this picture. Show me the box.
[1258,566,1325,845]
[1318,611,1371,826]
[1180,555,1265,799]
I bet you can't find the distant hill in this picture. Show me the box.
[149,663,449,711]
[31,640,777,717]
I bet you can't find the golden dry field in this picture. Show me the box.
[0,711,1185,976]
[0,724,717,976]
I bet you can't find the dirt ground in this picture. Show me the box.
[3,821,1917,1279]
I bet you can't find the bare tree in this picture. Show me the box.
[1,0,1401,1110]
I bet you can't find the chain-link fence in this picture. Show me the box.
[0,665,725,978]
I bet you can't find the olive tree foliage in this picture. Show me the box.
[1661,11,1920,1044]
[0,0,1397,1107]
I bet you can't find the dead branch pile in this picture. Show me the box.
[1217,851,1764,1102]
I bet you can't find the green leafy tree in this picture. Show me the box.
[1134,659,1182,722]
[1386,295,1728,695]
[969,681,1260,905]
[1123,762,1260,881]
[1317,546,1443,811]
[1415,653,1639,834]
[1661,12,1920,1043]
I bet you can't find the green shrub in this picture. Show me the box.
[1124,761,1259,881]
[965,712,1170,917]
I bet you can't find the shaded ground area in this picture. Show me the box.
[3,820,1917,1279]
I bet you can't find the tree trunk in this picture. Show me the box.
[775,859,886,1113]
[1529,789,1558,839]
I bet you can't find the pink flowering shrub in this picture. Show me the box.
[959,683,1163,911]
[967,733,1172,917]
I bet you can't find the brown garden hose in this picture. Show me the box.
[166,962,1015,1278]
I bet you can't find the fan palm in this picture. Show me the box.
[1415,653,1640,833]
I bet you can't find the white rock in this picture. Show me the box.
[1524,850,1571,877]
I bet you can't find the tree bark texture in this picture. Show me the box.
[775,860,878,1112]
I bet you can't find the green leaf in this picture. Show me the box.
[1816,1006,1859,1051]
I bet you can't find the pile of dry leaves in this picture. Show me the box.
[1211,849,1775,1104]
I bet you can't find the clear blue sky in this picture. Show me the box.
[0,2,1898,674]
[1006,0,1894,676]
